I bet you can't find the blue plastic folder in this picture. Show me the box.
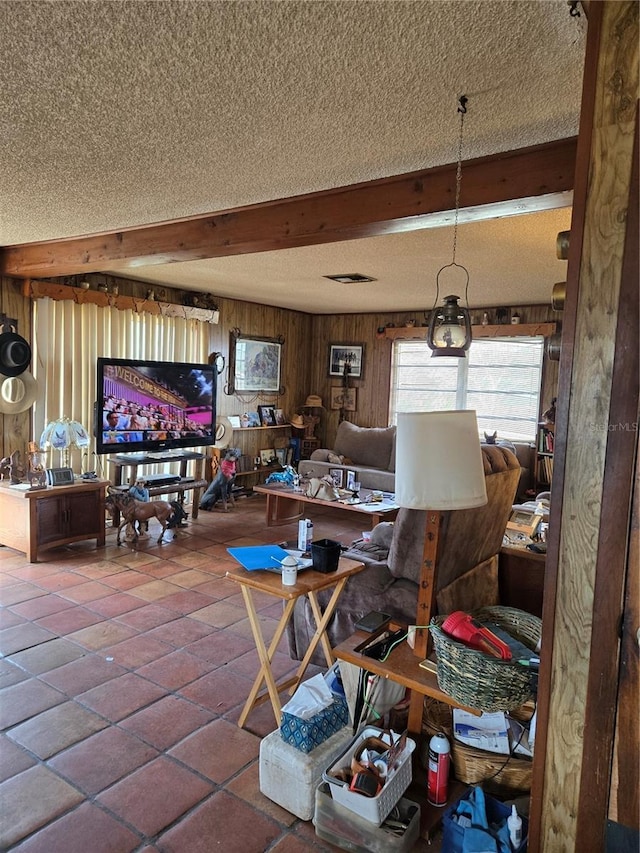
[227,544,291,571]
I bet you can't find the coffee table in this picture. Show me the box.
[225,556,365,728]
[252,483,399,529]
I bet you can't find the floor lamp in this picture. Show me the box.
[395,411,488,661]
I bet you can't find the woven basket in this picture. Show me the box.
[429,606,542,712]
[452,740,532,797]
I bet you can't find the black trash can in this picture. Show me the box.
[310,539,341,573]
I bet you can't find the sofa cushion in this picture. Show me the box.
[333,421,395,470]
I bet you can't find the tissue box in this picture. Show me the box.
[280,695,350,753]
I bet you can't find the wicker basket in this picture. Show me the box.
[429,606,542,712]
[451,740,532,797]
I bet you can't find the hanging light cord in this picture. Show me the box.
[432,95,470,311]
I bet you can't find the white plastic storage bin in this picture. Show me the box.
[314,782,421,853]
[259,725,353,820]
[322,726,416,825]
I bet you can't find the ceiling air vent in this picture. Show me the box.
[323,273,377,283]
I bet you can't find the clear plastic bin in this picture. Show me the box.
[314,782,420,853]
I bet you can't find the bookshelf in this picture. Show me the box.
[535,427,554,491]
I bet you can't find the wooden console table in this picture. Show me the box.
[0,478,108,562]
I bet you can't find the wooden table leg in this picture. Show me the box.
[237,590,297,728]
[293,579,349,683]
[408,689,425,738]
[265,493,304,526]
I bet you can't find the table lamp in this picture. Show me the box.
[40,417,90,470]
[395,410,487,658]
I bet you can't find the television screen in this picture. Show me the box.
[95,357,216,455]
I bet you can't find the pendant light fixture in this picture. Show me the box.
[427,95,473,358]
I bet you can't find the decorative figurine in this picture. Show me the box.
[27,441,48,489]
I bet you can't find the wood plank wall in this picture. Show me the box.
[0,270,559,462]
[310,303,559,447]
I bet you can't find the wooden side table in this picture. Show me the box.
[225,557,365,728]
[499,544,545,617]
[0,478,108,562]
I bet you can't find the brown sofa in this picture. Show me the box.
[287,445,521,662]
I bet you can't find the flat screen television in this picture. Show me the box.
[95,356,216,455]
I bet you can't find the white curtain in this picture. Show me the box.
[33,298,211,470]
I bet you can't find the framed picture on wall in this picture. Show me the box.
[330,387,357,411]
[328,343,365,379]
[229,332,283,393]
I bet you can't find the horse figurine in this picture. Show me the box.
[105,488,188,546]
[0,450,25,484]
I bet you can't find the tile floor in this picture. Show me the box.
[0,493,442,852]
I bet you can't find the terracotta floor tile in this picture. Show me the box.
[228,614,280,643]
[119,694,215,749]
[7,637,87,675]
[155,789,281,853]
[232,648,298,682]
[169,718,260,782]
[270,832,327,853]
[66,620,138,650]
[183,629,254,664]
[77,671,167,721]
[0,608,26,629]
[32,571,88,592]
[153,589,215,614]
[145,614,214,647]
[0,764,84,848]
[0,733,36,782]
[97,755,212,837]
[70,560,128,579]
[136,649,215,689]
[49,725,158,794]
[103,634,174,668]
[99,569,152,590]
[170,552,213,569]
[6,563,61,581]
[187,599,247,628]
[225,759,298,826]
[9,593,74,620]
[0,658,29,688]
[0,679,65,729]
[128,579,183,601]
[132,560,186,579]
[35,605,104,635]
[113,602,177,631]
[7,700,108,759]
[111,551,162,570]
[39,654,127,695]
[178,667,255,715]
[164,568,214,588]
[10,801,141,853]
[0,622,56,655]
[83,591,146,617]
[57,579,115,604]
[0,582,48,607]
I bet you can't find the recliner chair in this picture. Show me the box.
[286,445,521,662]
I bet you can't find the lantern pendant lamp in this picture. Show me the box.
[427,95,473,358]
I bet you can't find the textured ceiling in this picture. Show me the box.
[0,0,587,313]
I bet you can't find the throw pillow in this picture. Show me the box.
[334,421,395,470]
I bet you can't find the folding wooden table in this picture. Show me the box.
[225,557,365,728]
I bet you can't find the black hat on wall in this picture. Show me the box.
[0,331,32,377]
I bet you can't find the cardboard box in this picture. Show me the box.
[280,695,350,753]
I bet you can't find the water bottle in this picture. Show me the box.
[427,732,450,806]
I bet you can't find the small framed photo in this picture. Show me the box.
[506,507,541,537]
[275,447,287,466]
[258,405,277,426]
[329,468,344,488]
[274,408,286,425]
[328,343,364,379]
[330,386,357,411]
[346,470,357,491]
[260,448,276,466]
[228,415,241,429]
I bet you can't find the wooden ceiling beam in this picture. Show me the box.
[1,137,576,278]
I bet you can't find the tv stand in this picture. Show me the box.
[107,451,207,526]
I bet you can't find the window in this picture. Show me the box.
[390,337,544,442]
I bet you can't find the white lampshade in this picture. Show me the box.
[395,410,487,510]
